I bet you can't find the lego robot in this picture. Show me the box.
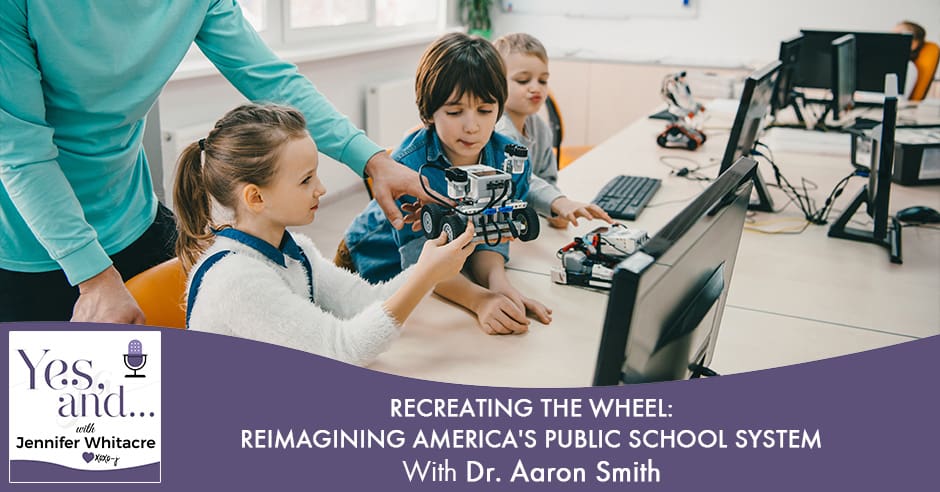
[550,224,649,290]
[657,71,707,150]
[420,144,540,246]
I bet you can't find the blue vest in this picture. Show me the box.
[185,229,314,328]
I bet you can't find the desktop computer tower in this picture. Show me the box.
[852,126,940,186]
[892,130,940,186]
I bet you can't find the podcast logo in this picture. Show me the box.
[8,331,161,483]
[124,339,147,378]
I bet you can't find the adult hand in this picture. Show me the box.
[550,197,614,228]
[72,266,145,324]
[365,152,448,230]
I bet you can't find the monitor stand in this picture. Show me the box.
[789,92,808,128]
[770,92,811,131]
[747,168,775,212]
[827,186,903,264]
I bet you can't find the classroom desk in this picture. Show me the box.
[369,109,940,387]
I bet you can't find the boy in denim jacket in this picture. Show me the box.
[341,33,552,334]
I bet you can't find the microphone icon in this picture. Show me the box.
[123,339,147,378]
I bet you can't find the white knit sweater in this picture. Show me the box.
[187,232,411,366]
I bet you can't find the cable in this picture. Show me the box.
[809,172,855,224]
[481,215,500,247]
[646,196,700,208]
[744,219,811,235]
[658,155,701,170]
[418,162,518,246]
[418,162,507,218]
[657,155,713,182]
[418,162,464,212]
[751,146,815,218]
[753,141,861,226]
[483,187,512,246]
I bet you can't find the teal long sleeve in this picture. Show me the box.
[0,0,381,284]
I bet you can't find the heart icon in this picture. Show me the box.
[82,452,93,463]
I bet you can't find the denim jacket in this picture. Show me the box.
[344,127,531,284]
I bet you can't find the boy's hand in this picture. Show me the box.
[414,221,478,285]
[491,284,553,325]
[546,216,571,229]
[474,291,530,335]
[550,197,613,228]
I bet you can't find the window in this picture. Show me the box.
[376,0,440,27]
[288,0,369,29]
[175,0,447,78]
[259,0,445,46]
[240,0,268,31]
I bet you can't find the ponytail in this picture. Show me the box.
[173,142,214,272]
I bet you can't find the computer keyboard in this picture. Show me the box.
[592,175,662,221]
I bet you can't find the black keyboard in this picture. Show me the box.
[592,175,662,220]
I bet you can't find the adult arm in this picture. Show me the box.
[194,0,432,228]
[0,0,141,322]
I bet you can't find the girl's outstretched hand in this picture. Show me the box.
[414,221,478,285]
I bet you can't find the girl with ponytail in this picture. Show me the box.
[173,103,477,366]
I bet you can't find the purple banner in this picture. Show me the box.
[4,322,938,490]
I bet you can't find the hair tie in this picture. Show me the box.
[198,138,206,151]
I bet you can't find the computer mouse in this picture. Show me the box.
[896,206,940,224]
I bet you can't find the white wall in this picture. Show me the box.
[158,44,426,200]
[493,0,940,66]
[154,0,939,200]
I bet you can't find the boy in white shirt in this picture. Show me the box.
[494,33,612,228]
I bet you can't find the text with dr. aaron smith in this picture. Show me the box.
[240,397,821,485]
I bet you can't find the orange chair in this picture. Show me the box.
[125,257,187,329]
[544,91,593,170]
[910,41,939,101]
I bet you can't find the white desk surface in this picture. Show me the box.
[364,110,939,387]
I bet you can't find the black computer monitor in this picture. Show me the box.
[797,30,911,93]
[593,157,757,385]
[828,75,902,263]
[771,34,804,117]
[720,61,780,212]
[830,34,856,121]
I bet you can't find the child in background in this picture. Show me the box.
[174,103,477,366]
[342,32,552,334]
[493,33,612,228]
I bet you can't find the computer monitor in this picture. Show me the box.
[796,30,911,93]
[720,60,780,212]
[828,74,902,264]
[771,34,804,118]
[830,34,856,121]
[593,157,757,385]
